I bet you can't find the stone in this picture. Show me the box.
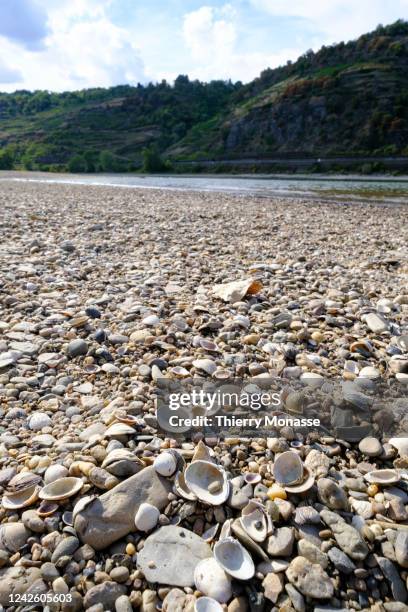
[327,547,356,574]
[297,539,328,568]
[358,437,382,457]
[262,572,284,603]
[317,478,348,511]
[389,498,408,522]
[285,584,306,612]
[83,582,127,609]
[162,588,196,612]
[376,556,407,603]
[286,556,334,599]
[115,595,133,612]
[0,567,42,606]
[320,509,368,560]
[228,597,249,612]
[395,531,408,568]
[304,450,330,477]
[266,527,294,556]
[67,339,88,357]
[137,526,212,586]
[74,466,172,550]
[365,312,389,333]
[51,536,80,563]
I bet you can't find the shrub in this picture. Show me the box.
[67,154,88,173]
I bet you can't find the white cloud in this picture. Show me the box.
[0,60,23,84]
[182,4,301,82]
[251,0,408,45]
[0,0,146,91]
[0,0,49,50]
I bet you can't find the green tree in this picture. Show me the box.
[99,150,118,171]
[68,154,88,173]
[0,149,14,170]
[142,146,166,172]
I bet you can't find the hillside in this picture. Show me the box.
[1,20,408,172]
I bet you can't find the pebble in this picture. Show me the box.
[286,556,334,599]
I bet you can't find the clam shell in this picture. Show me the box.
[284,468,315,494]
[104,423,136,437]
[244,472,261,484]
[364,469,400,485]
[195,597,223,612]
[153,452,177,477]
[202,523,219,542]
[37,500,59,517]
[240,501,269,542]
[389,438,408,457]
[39,477,83,501]
[273,451,304,486]
[192,441,214,463]
[6,472,42,495]
[44,464,69,484]
[0,523,30,552]
[213,536,255,580]
[2,485,40,510]
[135,502,160,532]
[174,470,197,501]
[194,558,232,603]
[184,461,229,505]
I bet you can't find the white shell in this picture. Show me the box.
[244,473,261,484]
[0,523,30,552]
[2,485,40,510]
[389,438,408,457]
[39,477,83,501]
[153,452,177,477]
[184,461,230,505]
[28,412,51,431]
[273,451,304,486]
[193,359,217,375]
[174,470,197,501]
[134,502,160,532]
[142,314,160,326]
[240,501,269,542]
[72,495,96,521]
[284,468,315,494]
[195,597,224,612]
[194,558,232,603]
[44,464,69,484]
[213,536,255,580]
[104,423,136,437]
[364,469,400,485]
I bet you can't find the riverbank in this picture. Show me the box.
[0,181,408,610]
[2,170,408,204]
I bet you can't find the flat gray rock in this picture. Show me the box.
[320,509,368,560]
[137,526,212,586]
[286,556,333,600]
[0,567,42,606]
[74,466,172,550]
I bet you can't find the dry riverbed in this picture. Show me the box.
[0,181,408,611]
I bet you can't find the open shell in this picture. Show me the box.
[284,468,315,494]
[39,477,83,501]
[244,473,261,485]
[273,451,304,486]
[388,438,408,457]
[364,469,400,485]
[213,537,255,580]
[174,470,197,501]
[2,485,40,510]
[240,501,271,542]
[195,597,223,612]
[184,461,229,505]
[37,500,59,516]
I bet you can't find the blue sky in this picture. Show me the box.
[0,0,408,92]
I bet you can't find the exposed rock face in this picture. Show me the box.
[74,466,172,550]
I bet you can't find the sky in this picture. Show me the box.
[0,0,407,92]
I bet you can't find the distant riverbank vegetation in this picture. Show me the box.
[1,20,408,174]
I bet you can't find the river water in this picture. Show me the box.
[1,171,408,203]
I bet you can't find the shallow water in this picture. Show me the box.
[2,171,408,203]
